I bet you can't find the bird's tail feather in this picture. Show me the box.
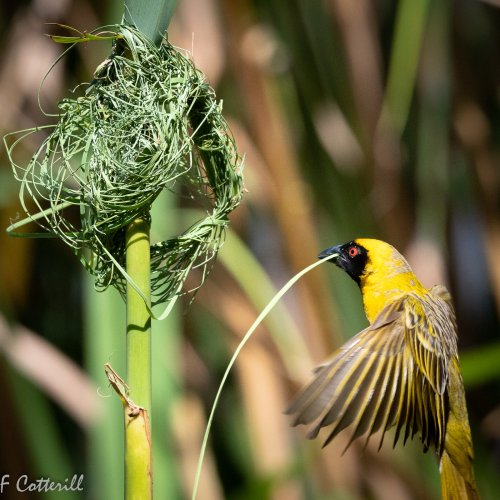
[440,450,479,500]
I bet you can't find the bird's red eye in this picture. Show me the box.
[348,246,359,258]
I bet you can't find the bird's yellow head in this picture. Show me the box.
[319,238,426,322]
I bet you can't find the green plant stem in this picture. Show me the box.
[125,217,152,499]
[381,0,431,134]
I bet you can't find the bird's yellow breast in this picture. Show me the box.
[355,238,428,323]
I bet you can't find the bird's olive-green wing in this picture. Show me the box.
[286,296,448,453]
[403,293,453,395]
[403,292,456,452]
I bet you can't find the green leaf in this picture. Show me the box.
[123,0,178,46]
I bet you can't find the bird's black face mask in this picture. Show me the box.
[318,241,368,284]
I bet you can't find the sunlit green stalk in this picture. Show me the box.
[125,217,152,499]
[120,2,177,498]
[381,0,431,134]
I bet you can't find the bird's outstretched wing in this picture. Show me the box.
[403,291,457,452]
[404,292,454,394]
[286,295,451,454]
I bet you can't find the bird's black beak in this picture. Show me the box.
[318,244,341,262]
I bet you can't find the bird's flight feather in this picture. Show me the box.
[286,292,452,455]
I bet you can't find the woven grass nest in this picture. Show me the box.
[5,24,244,311]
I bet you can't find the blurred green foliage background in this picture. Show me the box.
[1,0,499,499]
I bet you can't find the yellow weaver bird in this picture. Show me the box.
[287,239,479,499]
